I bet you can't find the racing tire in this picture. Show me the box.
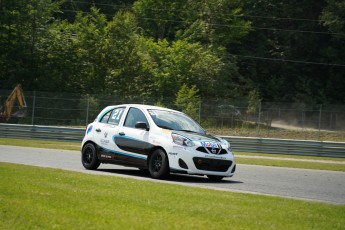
[148,149,169,179]
[82,143,100,170]
[207,175,224,181]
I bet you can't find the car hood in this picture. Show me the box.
[172,130,221,142]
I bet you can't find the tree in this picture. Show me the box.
[103,11,155,98]
[175,84,200,120]
[321,0,345,37]
[176,0,251,49]
[133,0,186,40]
[140,38,244,99]
[0,0,61,89]
[133,0,251,48]
[59,0,134,22]
[236,0,341,104]
[320,0,345,103]
[247,89,261,115]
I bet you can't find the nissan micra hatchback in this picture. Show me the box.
[81,104,236,180]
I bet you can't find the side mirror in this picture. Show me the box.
[135,121,150,131]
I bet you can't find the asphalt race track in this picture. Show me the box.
[1,145,344,205]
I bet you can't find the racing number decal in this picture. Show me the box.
[108,107,125,125]
[112,109,123,120]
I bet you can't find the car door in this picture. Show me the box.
[115,107,153,165]
[92,108,113,148]
[93,107,126,160]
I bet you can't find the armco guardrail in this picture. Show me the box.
[0,124,344,158]
[0,124,84,142]
[221,136,345,158]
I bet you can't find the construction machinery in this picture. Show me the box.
[0,84,27,122]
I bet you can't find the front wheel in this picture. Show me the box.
[82,143,100,170]
[148,149,169,179]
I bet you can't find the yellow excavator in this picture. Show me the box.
[0,84,27,122]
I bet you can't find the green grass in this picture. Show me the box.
[235,152,345,172]
[236,157,345,172]
[0,138,80,151]
[237,151,345,162]
[0,163,344,229]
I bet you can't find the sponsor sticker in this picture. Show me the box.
[200,141,219,148]
[152,139,161,145]
[100,139,109,145]
[204,154,226,160]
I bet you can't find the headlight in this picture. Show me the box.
[228,144,233,152]
[171,133,194,147]
[221,139,233,152]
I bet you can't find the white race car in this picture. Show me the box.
[81,104,236,181]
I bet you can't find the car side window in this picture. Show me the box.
[108,107,125,125]
[100,110,112,123]
[124,107,149,128]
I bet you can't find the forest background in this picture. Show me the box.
[1,0,344,106]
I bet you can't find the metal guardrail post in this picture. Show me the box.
[198,100,201,124]
[31,91,36,125]
[318,104,322,140]
[86,96,90,126]
[257,102,262,136]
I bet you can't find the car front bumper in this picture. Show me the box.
[167,144,236,177]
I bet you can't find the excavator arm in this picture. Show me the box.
[0,84,27,122]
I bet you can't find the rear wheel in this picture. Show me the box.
[82,143,100,170]
[207,175,224,181]
[148,149,169,179]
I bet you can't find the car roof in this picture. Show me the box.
[106,104,181,113]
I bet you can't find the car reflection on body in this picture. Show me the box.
[81,104,236,181]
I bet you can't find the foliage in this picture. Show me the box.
[0,0,344,105]
[175,84,200,120]
[247,89,262,115]
[236,0,345,104]
[140,38,236,99]
[133,0,251,47]
[133,0,186,40]
[0,0,61,89]
[321,0,345,37]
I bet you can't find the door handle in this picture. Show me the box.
[96,128,101,132]
[119,132,125,136]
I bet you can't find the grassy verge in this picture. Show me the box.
[237,152,345,162]
[235,152,345,172]
[208,127,345,142]
[0,138,80,151]
[0,163,344,229]
[236,157,345,172]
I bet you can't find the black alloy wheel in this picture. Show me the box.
[148,149,169,179]
[82,143,100,170]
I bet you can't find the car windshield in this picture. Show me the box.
[148,109,205,134]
